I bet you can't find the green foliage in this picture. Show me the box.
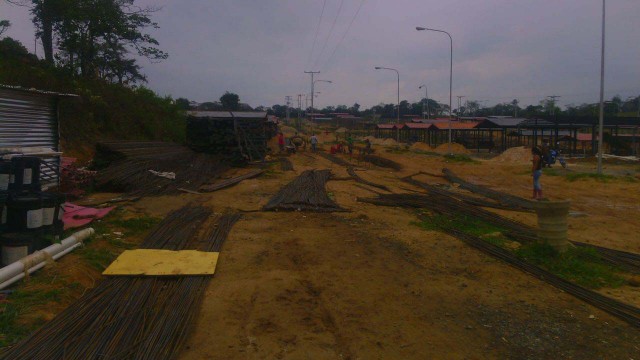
[220,91,240,110]
[110,216,161,236]
[0,39,186,154]
[0,20,11,37]
[516,243,626,289]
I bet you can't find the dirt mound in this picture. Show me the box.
[492,146,531,163]
[363,136,385,145]
[280,126,297,135]
[335,127,348,133]
[410,142,433,152]
[382,138,398,146]
[433,142,470,154]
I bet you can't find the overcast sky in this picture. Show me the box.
[1,0,639,109]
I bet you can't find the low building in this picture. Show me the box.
[0,84,77,188]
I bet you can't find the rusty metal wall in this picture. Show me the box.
[0,88,59,187]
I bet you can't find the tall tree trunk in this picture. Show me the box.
[39,0,54,64]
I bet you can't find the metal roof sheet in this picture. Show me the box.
[432,122,478,130]
[376,123,397,129]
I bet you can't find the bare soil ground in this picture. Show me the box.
[6,143,640,359]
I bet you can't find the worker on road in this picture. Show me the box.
[277,132,285,152]
[310,133,318,152]
[346,134,354,155]
[364,138,372,154]
[531,146,544,200]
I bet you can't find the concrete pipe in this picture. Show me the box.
[532,200,571,252]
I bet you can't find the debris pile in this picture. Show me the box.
[433,142,470,154]
[263,169,344,212]
[94,141,230,196]
[491,146,531,163]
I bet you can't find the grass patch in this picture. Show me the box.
[516,243,626,289]
[76,247,118,271]
[0,288,64,347]
[413,150,441,157]
[414,211,625,289]
[110,216,160,236]
[443,154,479,164]
[415,212,504,237]
[565,172,615,182]
[544,168,562,176]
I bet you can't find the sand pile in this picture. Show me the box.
[433,142,470,154]
[363,136,385,145]
[335,127,348,133]
[280,126,297,135]
[410,142,433,152]
[492,146,531,163]
[382,138,398,146]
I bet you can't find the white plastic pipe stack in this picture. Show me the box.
[0,228,95,289]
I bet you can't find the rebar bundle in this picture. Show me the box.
[442,168,535,210]
[0,207,241,359]
[347,167,390,191]
[316,151,354,167]
[94,141,230,196]
[263,169,344,212]
[362,154,402,170]
[440,226,640,329]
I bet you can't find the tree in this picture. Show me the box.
[220,92,240,110]
[0,20,10,37]
[175,97,190,110]
[466,100,480,116]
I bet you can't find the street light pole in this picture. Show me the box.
[597,0,605,174]
[419,84,429,120]
[304,71,320,123]
[375,66,400,142]
[312,80,332,122]
[416,26,453,153]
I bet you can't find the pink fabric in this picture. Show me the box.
[63,203,115,230]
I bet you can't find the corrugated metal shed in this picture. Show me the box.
[0,85,78,188]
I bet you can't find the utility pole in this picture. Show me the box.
[547,95,561,117]
[297,94,303,129]
[597,0,606,174]
[304,71,320,121]
[456,95,465,119]
[419,85,429,120]
[285,96,292,127]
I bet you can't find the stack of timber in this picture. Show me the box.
[263,169,344,212]
[0,206,241,359]
[94,141,230,196]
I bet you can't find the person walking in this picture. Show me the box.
[531,146,544,199]
[346,134,354,155]
[277,132,285,152]
[310,133,318,152]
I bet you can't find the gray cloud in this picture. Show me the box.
[1,0,639,109]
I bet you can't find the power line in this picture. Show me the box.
[313,0,345,69]
[306,0,328,67]
[320,0,366,71]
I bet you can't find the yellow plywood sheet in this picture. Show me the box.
[102,249,219,276]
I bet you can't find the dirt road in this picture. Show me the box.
[169,151,640,359]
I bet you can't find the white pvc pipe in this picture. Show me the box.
[0,228,94,290]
